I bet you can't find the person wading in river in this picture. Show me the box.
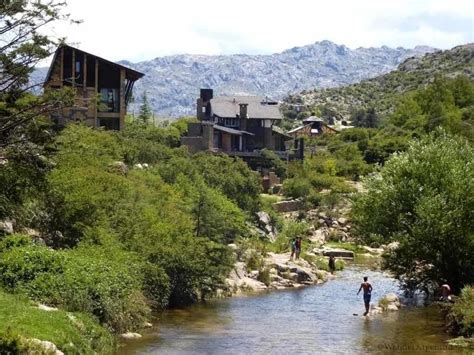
[357,276,373,316]
[328,255,336,274]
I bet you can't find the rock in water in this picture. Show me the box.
[121,332,143,339]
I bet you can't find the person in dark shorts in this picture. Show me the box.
[290,238,296,260]
[295,237,302,260]
[328,255,336,274]
[357,276,373,316]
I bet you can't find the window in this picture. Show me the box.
[75,61,81,74]
[99,88,119,112]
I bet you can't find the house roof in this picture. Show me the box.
[303,116,324,123]
[45,44,145,83]
[272,125,292,139]
[287,125,306,134]
[213,125,255,136]
[211,96,282,120]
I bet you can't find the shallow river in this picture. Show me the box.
[119,263,461,354]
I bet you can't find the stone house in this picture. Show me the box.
[182,89,302,159]
[43,45,144,130]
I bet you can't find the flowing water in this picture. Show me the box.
[119,263,462,354]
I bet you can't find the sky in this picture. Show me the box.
[48,0,474,63]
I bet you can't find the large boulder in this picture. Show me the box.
[379,293,401,310]
[28,339,64,355]
[309,227,328,244]
[322,249,354,259]
[0,220,14,234]
[108,161,128,175]
[121,333,142,339]
[294,267,315,283]
[256,211,271,226]
[337,217,348,225]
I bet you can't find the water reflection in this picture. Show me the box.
[119,265,460,354]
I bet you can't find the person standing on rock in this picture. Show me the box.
[290,238,297,260]
[295,237,302,260]
[357,276,373,316]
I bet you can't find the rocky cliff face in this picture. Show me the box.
[32,41,435,117]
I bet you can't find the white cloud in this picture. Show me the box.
[46,0,474,62]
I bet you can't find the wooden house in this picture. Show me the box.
[288,116,338,138]
[44,45,144,130]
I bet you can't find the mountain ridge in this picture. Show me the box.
[32,40,437,117]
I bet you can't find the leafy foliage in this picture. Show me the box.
[352,131,474,293]
[0,0,76,146]
[446,286,474,337]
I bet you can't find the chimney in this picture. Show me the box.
[239,103,248,119]
[197,88,214,120]
[239,103,248,131]
[200,88,213,102]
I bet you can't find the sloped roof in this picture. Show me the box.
[46,44,145,83]
[288,125,306,134]
[303,116,324,123]
[211,96,282,120]
[272,125,292,139]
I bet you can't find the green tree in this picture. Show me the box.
[352,130,474,294]
[0,0,76,146]
[138,91,153,124]
[351,107,378,128]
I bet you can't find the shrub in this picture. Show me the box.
[309,174,334,190]
[321,193,342,210]
[307,191,322,207]
[0,234,33,253]
[257,267,271,286]
[0,329,22,354]
[446,286,474,337]
[0,243,150,334]
[352,131,474,293]
[282,178,311,199]
[246,250,264,271]
[0,245,64,290]
[142,262,171,310]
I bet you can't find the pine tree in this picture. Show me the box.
[138,91,152,124]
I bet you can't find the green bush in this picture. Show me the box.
[321,193,342,210]
[257,267,271,286]
[142,262,171,310]
[0,244,64,290]
[447,286,474,337]
[309,174,334,190]
[0,234,33,253]
[307,191,322,207]
[0,243,150,333]
[282,178,311,199]
[0,329,22,354]
[352,131,474,293]
[246,250,264,271]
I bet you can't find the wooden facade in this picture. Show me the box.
[288,117,339,139]
[44,45,144,130]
